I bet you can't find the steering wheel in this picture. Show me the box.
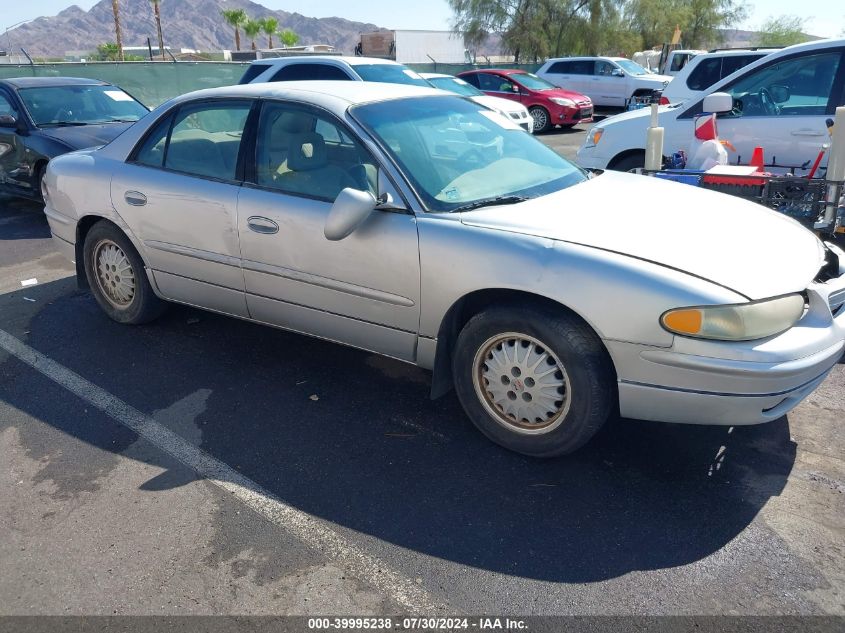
[457,148,484,169]
[759,87,780,116]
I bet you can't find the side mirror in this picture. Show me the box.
[769,84,790,104]
[325,187,377,241]
[0,114,17,128]
[611,68,624,77]
[703,92,733,113]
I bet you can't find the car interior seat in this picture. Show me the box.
[275,132,357,200]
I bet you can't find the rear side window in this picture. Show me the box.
[270,63,352,81]
[687,58,722,91]
[239,64,270,84]
[568,60,594,75]
[548,61,572,73]
[720,54,764,80]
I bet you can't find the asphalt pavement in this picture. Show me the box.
[1,126,844,622]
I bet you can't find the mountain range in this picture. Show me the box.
[7,0,385,57]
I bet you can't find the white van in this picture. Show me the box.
[576,38,845,173]
[536,56,671,108]
[660,49,778,104]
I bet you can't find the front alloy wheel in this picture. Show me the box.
[529,106,551,133]
[472,333,571,434]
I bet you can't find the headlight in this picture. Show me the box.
[660,294,805,341]
[584,127,604,147]
[549,97,575,107]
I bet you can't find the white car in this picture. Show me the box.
[577,38,845,172]
[536,56,671,108]
[420,72,533,133]
[239,55,431,88]
[660,49,777,104]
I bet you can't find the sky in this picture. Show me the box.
[4,0,844,39]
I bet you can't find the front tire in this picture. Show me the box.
[452,305,615,457]
[529,106,551,133]
[83,221,166,324]
[609,152,646,173]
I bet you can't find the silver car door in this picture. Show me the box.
[110,99,253,317]
[236,101,421,361]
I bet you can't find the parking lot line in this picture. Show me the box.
[0,327,443,613]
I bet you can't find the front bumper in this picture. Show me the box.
[575,143,610,169]
[558,104,594,125]
[610,256,845,425]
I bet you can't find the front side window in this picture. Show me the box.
[0,92,18,118]
[352,95,586,212]
[720,51,841,118]
[595,61,615,76]
[476,73,512,93]
[254,102,376,201]
[18,84,147,126]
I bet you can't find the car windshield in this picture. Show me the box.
[352,95,586,212]
[615,59,650,76]
[18,84,148,126]
[353,64,431,87]
[511,72,558,91]
[428,76,484,97]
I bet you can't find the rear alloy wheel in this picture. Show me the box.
[453,305,615,457]
[529,106,551,133]
[83,221,166,324]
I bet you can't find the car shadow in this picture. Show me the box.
[0,280,797,583]
[0,196,51,241]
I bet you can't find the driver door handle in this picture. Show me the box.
[247,216,279,234]
[791,129,824,137]
[124,191,147,206]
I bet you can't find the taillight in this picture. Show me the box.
[659,96,670,105]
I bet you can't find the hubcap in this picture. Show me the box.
[531,109,547,130]
[472,332,571,435]
[93,239,135,309]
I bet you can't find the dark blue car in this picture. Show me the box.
[0,76,148,201]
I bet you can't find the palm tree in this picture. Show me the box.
[111,0,124,61]
[261,17,278,49]
[150,0,165,60]
[243,19,262,51]
[221,8,247,51]
[278,28,299,48]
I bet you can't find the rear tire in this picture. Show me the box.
[452,304,615,457]
[83,221,166,324]
[529,106,551,133]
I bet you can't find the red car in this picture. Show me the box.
[457,69,593,133]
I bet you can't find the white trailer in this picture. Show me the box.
[359,30,468,64]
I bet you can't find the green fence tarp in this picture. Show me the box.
[0,61,542,108]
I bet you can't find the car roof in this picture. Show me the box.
[248,55,405,67]
[693,49,776,58]
[419,72,453,79]
[459,68,526,76]
[1,76,109,88]
[543,56,622,62]
[165,80,444,109]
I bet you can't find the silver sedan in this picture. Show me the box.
[43,81,845,456]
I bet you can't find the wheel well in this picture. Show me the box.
[631,88,660,99]
[429,288,615,399]
[74,215,113,289]
[607,148,646,170]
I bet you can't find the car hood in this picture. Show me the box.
[38,121,134,150]
[596,103,676,127]
[538,87,591,102]
[459,171,825,300]
[635,73,672,86]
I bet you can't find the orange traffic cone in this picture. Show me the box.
[750,146,764,170]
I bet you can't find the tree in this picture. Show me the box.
[95,42,121,61]
[278,28,300,48]
[111,0,124,61]
[243,19,262,51]
[683,0,747,48]
[221,8,247,51]
[150,0,165,60]
[753,15,809,47]
[261,17,278,49]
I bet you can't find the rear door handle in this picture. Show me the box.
[790,129,825,137]
[124,191,147,206]
[247,216,279,234]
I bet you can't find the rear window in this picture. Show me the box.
[270,63,352,81]
[239,64,270,84]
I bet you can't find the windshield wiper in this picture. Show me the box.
[101,117,138,123]
[448,195,528,213]
[41,121,87,127]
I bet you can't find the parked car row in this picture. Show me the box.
[3,40,844,458]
